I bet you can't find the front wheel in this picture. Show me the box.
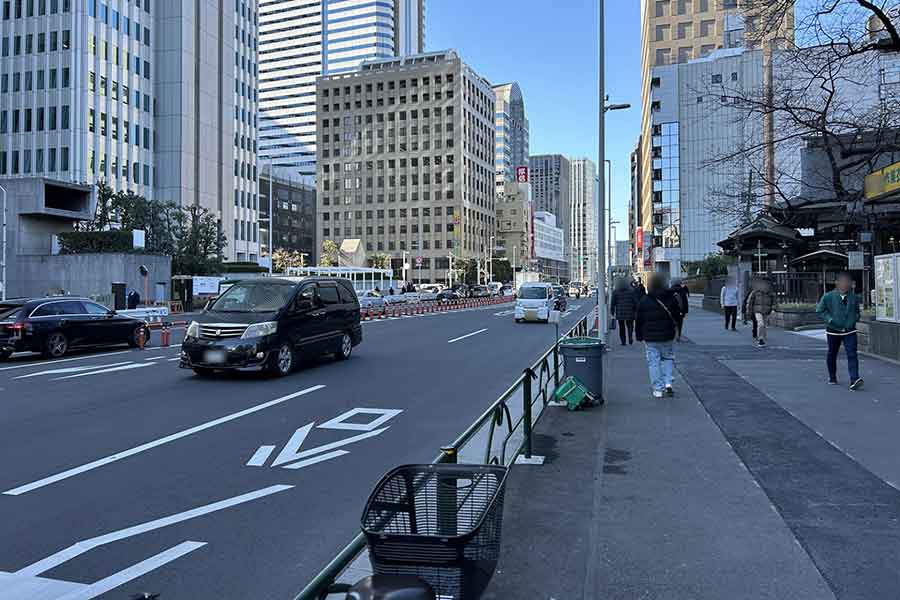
[44,332,69,358]
[269,343,294,377]
[335,333,353,361]
[0,349,13,361]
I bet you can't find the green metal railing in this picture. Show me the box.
[293,313,593,600]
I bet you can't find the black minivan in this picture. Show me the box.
[179,277,362,376]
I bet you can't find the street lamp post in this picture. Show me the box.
[489,235,494,284]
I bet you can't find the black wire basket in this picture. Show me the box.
[361,464,509,599]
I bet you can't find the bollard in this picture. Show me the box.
[137,326,146,350]
[160,324,171,348]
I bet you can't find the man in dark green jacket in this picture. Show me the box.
[816,272,863,390]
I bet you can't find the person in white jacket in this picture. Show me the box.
[720,277,740,331]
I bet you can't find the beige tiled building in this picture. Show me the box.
[635,0,793,275]
[315,50,496,284]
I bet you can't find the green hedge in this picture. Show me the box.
[58,230,135,254]
[221,261,268,273]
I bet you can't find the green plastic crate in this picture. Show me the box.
[553,375,593,411]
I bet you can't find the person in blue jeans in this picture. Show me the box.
[635,274,683,398]
[816,271,864,390]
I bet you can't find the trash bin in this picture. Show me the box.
[559,337,604,403]
[362,464,508,599]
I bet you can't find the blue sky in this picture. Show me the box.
[426,0,642,240]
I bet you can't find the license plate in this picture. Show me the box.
[526,310,537,319]
[204,350,226,365]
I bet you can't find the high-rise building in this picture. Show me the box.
[569,158,597,285]
[635,0,792,276]
[155,0,260,262]
[315,50,496,284]
[259,0,425,179]
[258,171,316,262]
[529,154,570,280]
[1,0,260,261]
[492,82,529,197]
[532,211,566,283]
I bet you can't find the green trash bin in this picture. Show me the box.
[558,337,605,404]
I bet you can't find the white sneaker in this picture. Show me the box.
[653,390,664,399]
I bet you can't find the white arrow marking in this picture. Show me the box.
[52,362,152,380]
[13,362,132,380]
[284,427,389,464]
[318,408,403,432]
[282,449,349,470]
[270,423,314,466]
[16,485,292,577]
[246,445,276,467]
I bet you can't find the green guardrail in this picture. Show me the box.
[292,312,594,600]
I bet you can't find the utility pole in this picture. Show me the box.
[1,183,6,302]
[597,0,607,341]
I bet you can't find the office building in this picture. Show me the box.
[259,170,316,262]
[1,0,260,262]
[614,239,630,267]
[493,82,529,197]
[532,211,566,283]
[495,179,532,272]
[259,0,426,179]
[635,0,792,275]
[315,49,496,284]
[529,154,570,280]
[569,158,597,285]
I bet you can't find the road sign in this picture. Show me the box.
[247,408,403,470]
[849,250,865,270]
[415,256,423,267]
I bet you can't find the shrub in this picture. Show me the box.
[58,230,135,254]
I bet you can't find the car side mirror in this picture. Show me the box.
[107,309,116,317]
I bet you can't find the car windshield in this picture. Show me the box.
[208,282,296,313]
[518,287,548,299]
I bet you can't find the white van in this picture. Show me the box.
[515,282,554,323]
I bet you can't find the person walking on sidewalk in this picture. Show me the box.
[720,277,739,331]
[746,278,775,347]
[636,274,683,398]
[671,279,690,341]
[611,278,638,345]
[817,272,864,390]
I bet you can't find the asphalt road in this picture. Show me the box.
[0,300,594,600]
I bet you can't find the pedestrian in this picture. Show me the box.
[635,273,683,398]
[633,279,646,299]
[746,278,775,347]
[670,279,690,341]
[389,287,395,296]
[816,271,864,390]
[720,277,739,331]
[610,278,638,345]
[742,287,758,339]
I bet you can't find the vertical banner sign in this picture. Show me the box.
[516,166,529,183]
[635,227,643,249]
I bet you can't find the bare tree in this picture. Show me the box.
[701,1,900,227]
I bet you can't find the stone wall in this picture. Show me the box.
[14,253,171,306]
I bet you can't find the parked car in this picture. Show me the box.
[552,285,568,312]
[514,283,555,323]
[358,290,386,311]
[500,285,516,298]
[180,277,362,377]
[417,288,439,302]
[471,285,491,298]
[383,292,406,305]
[0,297,151,359]
[437,289,461,302]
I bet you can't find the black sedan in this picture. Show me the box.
[0,297,151,359]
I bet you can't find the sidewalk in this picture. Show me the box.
[483,308,900,599]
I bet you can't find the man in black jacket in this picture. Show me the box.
[670,279,690,341]
[636,274,683,398]
[611,278,638,345]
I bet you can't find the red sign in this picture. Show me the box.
[415,256,423,267]
[515,166,529,183]
[635,227,644,249]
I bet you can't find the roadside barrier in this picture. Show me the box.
[160,325,171,347]
[293,312,593,600]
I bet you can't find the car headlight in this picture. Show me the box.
[242,321,277,339]
[186,321,200,338]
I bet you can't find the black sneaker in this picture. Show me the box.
[665,386,674,396]
[850,378,865,391]
[827,379,839,386]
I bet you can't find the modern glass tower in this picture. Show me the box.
[259,0,425,179]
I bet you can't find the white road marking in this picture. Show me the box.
[3,386,325,496]
[167,356,181,361]
[12,362,132,380]
[0,350,132,372]
[16,485,292,577]
[318,408,403,431]
[52,362,153,381]
[270,424,314,466]
[282,449,349,470]
[447,328,488,344]
[55,541,206,600]
[246,445,276,467]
